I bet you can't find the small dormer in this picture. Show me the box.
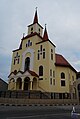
[27,9,43,37]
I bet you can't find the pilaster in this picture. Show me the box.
[22,77,24,90]
[14,78,17,90]
[30,76,33,90]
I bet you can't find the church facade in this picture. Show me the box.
[8,10,77,99]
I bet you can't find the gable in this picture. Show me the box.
[55,54,77,73]
[55,54,70,66]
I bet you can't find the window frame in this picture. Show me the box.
[61,80,65,86]
[61,72,65,79]
[39,65,43,76]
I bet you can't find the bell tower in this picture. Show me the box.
[27,8,43,37]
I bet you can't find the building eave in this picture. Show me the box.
[55,63,77,73]
[13,48,22,52]
[22,32,43,41]
[8,70,39,78]
[0,78,8,84]
[36,39,56,47]
[28,23,43,29]
[55,53,77,73]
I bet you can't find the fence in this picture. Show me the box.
[0,90,72,99]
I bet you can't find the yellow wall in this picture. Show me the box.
[9,33,76,93]
[8,16,77,93]
[55,66,76,93]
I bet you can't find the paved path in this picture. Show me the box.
[0,105,80,119]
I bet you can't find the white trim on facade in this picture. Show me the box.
[22,48,35,71]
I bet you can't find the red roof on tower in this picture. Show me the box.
[33,8,38,24]
[43,24,49,41]
[28,8,43,29]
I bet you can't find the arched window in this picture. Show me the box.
[17,78,22,89]
[24,77,30,90]
[9,78,15,83]
[24,57,30,71]
[39,66,43,76]
[61,72,65,79]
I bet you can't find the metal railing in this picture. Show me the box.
[0,90,73,99]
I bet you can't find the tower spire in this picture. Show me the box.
[43,24,49,40]
[33,7,38,24]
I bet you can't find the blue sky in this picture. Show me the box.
[0,0,80,82]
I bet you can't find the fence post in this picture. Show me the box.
[40,92,42,99]
[28,91,30,99]
[16,92,18,98]
[9,91,12,98]
[51,93,53,99]
[4,91,6,98]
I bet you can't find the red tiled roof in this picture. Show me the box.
[33,9,38,24]
[8,70,39,78]
[28,70,39,77]
[43,25,49,41]
[55,54,70,66]
[55,54,77,72]
[28,9,43,29]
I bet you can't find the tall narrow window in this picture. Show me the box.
[39,66,43,76]
[40,45,42,52]
[61,80,65,86]
[50,78,52,85]
[28,40,30,46]
[53,71,55,77]
[14,59,15,65]
[61,72,65,79]
[17,58,20,64]
[43,48,45,59]
[51,49,53,60]
[24,57,30,71]
[37,50,40,60]
[37,53,40,60]
[31,27,33,34]
[53,79,55,85]
[43,52,45,59]
[50,69,52,76]
[26,40,32,47]
[39,28,40,35]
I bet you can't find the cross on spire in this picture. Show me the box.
[36,7,37,10]
[45,24,47,27]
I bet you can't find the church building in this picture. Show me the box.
[8,9,77,99]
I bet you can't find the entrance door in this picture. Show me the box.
[24,77,30,90]
[24,82,28,90]
[16,78,22,90]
